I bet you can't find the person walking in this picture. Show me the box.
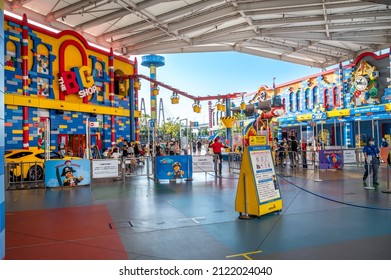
[301,140,308,168]
[209,137,228,176]
[363,136,380,187]
[192,140,197,154]
[289,136,298,167]
[197,139,202,155]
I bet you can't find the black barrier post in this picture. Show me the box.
[186,156,193,181]
[382,162,391,194]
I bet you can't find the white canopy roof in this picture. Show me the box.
[5,0,391,68]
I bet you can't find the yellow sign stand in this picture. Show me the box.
[235,145,283,218]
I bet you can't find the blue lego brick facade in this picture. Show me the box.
[4,106,131,151]
[277,52,391,147]
[1,3,5,261]
[3,16,136,154]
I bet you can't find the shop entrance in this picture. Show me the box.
[58,134,102,158]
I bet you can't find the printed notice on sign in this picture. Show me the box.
[92,159,120,178]
[248,148,281,204]
[192,155,214,172]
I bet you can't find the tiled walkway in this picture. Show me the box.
[5,165,391,260]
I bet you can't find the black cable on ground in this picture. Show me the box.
[277,173,391,211]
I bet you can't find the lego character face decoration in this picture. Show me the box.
[167,162,184,179]
[173,162,181,172]
[60,165,83,186]
[61,166,76,179]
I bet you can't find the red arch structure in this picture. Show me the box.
[129,74,246,102]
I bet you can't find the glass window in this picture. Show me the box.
[296,90,301,111]
[312,86,318,105]
[289,92,294,112]
[7,152,34,159]
[333,87,339,107]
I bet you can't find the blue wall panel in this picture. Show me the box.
[1,2,6,261]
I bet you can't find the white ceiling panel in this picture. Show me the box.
[4,0,391,68]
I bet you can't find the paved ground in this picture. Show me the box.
[4,164,391,260]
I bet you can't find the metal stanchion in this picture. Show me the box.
[121,159,126,183]
[238,173,255,220]
[146,156,150,177]
[364,160,375,190]
[314,151,322,182]
[382,163,391,193]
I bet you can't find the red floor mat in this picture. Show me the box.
[5,204,128,260]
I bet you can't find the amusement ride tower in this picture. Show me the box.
[141,55,165,122]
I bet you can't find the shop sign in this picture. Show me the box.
[296,114,312,121]
[312,111,326,120]
[278,116,297,123]
[58,66,97,98]
[350,105,385,115]
[327,109,350,117]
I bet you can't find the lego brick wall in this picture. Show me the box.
[1,1,6,260]
[4,107,130,151]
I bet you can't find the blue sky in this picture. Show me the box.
[5,11,322,124]
[133,51,322,124]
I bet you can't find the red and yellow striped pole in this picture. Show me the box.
[134,57,139,142]
[109,48,115,146]
[22,14,29,150]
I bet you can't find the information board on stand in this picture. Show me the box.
[235,145,283,217]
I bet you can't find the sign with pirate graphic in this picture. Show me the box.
[45,159,90,187]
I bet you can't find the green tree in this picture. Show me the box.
[139,114,151,143]
[157,119,181,140]
[199,127,209,137]
[232,112,246,134]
